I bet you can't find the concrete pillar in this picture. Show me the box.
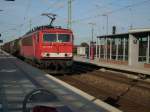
[123,38,126,61]
[147,34,149,63]
[128,34,139,66]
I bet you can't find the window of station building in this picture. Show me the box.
[43,34,57,42]
[125,38,128,61]
[107,38,111,59]
[22,36,33,46]
[106,38,110,59]
[111,37,128,61]
[118,38,124,60]
[111,38,117,60]
[100,38,105,58]
[138,36,147,62]
[58,34,70,42]
[96,40,99,58]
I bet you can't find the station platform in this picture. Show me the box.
[0,49,121,112]
[74,56,150,76]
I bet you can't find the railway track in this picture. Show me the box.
[51,62,150,112]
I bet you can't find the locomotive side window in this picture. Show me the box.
[22,36,33,46]
[58,34,70,42]
[43,34,57,42]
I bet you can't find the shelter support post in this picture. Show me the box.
[128,34,139,66]
[147,33,150,63]
[116,38,119,61]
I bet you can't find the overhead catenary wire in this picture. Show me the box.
[80,1,119,17]
[0,1,69,43]
[1,0,76,35]
[0,0,68,36]
[72,0,150,24]
[1,0,149,43]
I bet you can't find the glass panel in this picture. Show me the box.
[58,34,70,42]
[100,38,105,59]
[107,38,110,59]
[138,36,147,62]
[118,38,124,60]
[43,34,57,42]
[111,38,116,60]
[95,39,99,58]
[125,38,128,60]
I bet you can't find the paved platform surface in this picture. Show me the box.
[0,50,121,112]
[74,56,150,76]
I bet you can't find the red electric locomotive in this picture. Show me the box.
[2,14,74,72]
[20,26,73,70]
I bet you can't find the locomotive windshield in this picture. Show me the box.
[43,33,71,42]
[58,34,70,42]
[43,34,57,42]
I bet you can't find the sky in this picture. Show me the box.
[0,0,150,45]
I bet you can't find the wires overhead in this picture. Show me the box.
[1,0,150,43]
[0,0,68,36]
[72,0,150,24]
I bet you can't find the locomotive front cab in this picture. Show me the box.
[40,29,73,59]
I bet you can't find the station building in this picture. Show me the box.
[96,28,150,68]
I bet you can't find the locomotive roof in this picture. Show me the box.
[25,25,72,35]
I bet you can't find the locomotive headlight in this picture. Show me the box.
[41,52,50,57]
[46,53,50,57]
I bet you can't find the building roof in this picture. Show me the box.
[129,28,150,34]
[97,28,150,38]
[97,33,129,38]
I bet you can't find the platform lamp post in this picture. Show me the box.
[88,22,96,60]
[68,0,72,29]
[0,10,3,45]
[102,14,108,60]
[0,9,3,44]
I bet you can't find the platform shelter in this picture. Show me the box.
[96,28,150,68]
